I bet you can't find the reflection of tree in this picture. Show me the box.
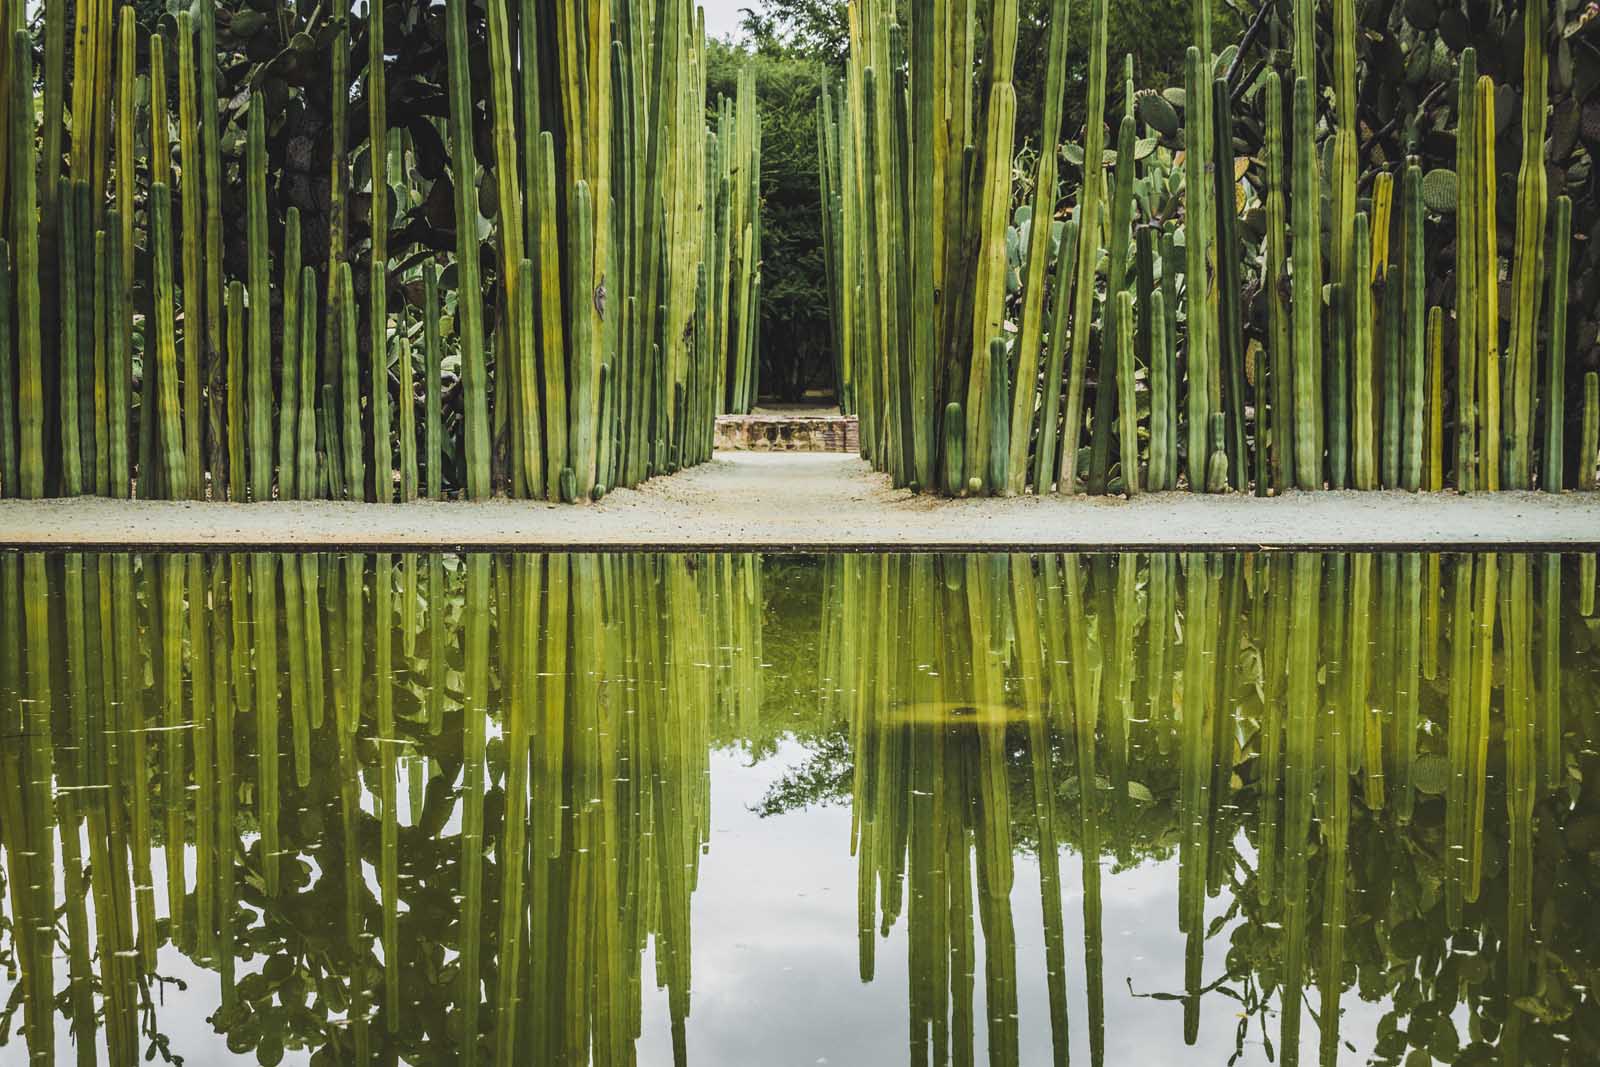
[814,551,1599,1067]
[0,551,764,1065]
[4,550,1599,1066]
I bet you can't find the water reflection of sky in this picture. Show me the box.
[624,743,1393,1067]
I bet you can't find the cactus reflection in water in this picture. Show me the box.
[2,551,1600,1065]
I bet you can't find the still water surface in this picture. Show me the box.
[0,551,1597,1066]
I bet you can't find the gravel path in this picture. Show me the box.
[0,453,1596,550]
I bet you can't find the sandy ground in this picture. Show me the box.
[0,452,1596,550]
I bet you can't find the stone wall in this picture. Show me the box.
[714,415,860,453]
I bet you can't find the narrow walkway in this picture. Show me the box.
[0,453,1596,550]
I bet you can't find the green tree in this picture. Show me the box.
[707,40,837,403]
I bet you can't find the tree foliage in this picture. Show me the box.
[707,39,836,402]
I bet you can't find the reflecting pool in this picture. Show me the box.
[0,551,1597,1066]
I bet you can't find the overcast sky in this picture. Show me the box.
[701,0,750,41]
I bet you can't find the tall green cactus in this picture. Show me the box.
[1506,0,1548,490]
[198,0,225,484]
[1007,0,1071,494]
[1033,220,1078,492]
[422,264,443,499]
[151,177,187,499]
[1427,306,1444,491]
[246,93,271,502]
[1263,71,1292,493]
[368,0,391,503]
[1476,76,1500,492]
[1381,244,1403,489]
[11,30,42,498]
[443,0,489,500]
[1115,290,1139,496]
[964,0,1019,494]
[295,267,318,498]
[532,133,568,496]
[398,328,418,503]
[106,212,128,497]
[0,241,15,496]
[176,9,204,498]
[1328,282,1349,490]
[337,264,363,499]
[1543,197,1572,491]
[1290,76,1321,491]
[1059,0,1110,495]
[1581,374,1599,492]
[59,178,82,495]
[1352,213,1376,490]
[225,281,246,502]
[1184,48,1215,491]
[987,336,1009,495]
[1211,78,1246,489]
[1455,49,1479,493]
[1148,288,1172,492]
[278,209,302,500]
[1089,111,1137,496]
[1401,164,1425,492]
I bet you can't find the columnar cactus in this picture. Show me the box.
[1186,48,1216,491]
[1506,0,1548,490]
[1290,76,1321,491]
[1006,0,1071,495]
[1544,197,1573,492]
[1352,212,1377,490]
[1401,164,1426,492]
[1455,50,1479,493]
[1060,0,1111,495]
